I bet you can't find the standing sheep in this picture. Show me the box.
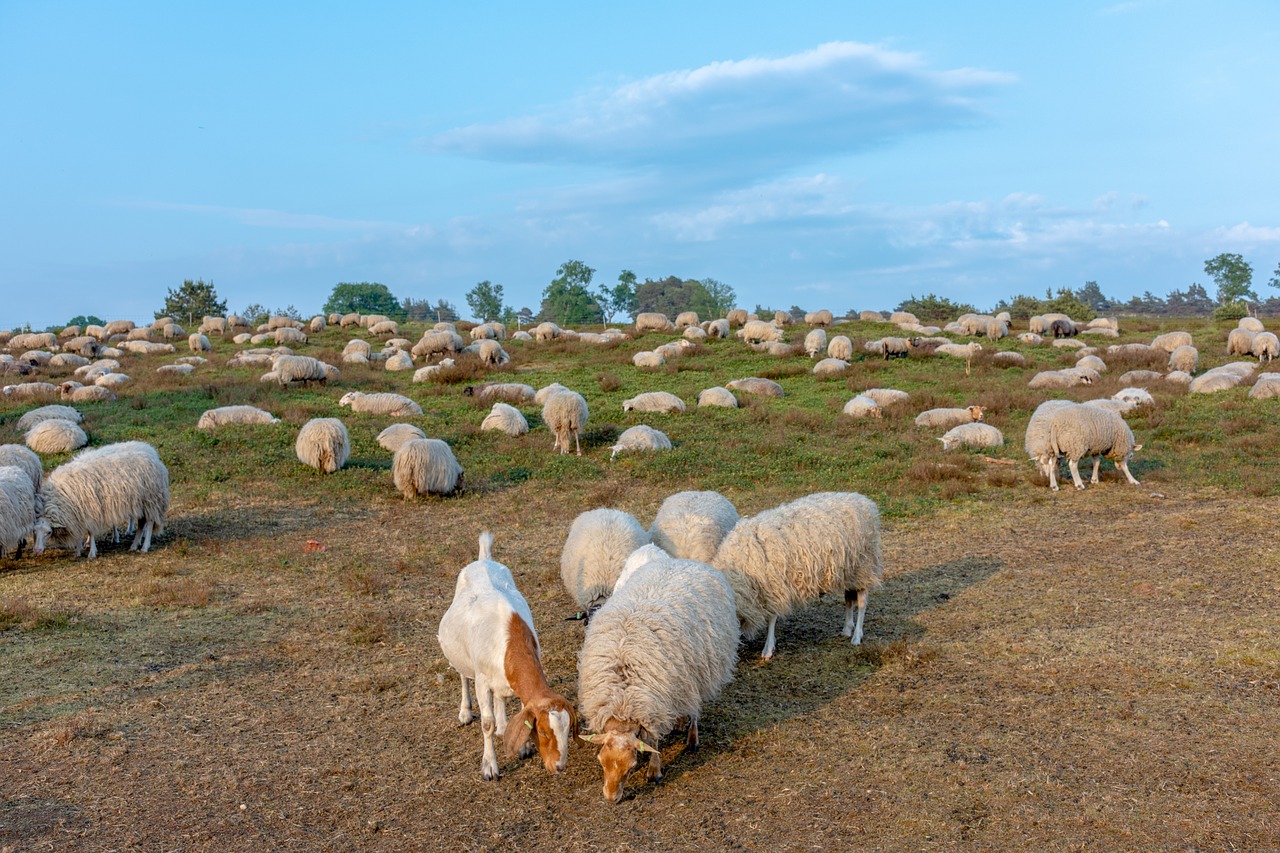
[392,438,463,498]
[648,490,739,564]
[15,405,82,432]
[712,492,883,658]
[560,508,650,615]
[635,313,674,333]
[295,418,350,474]
[542,389,588,456]
[1168,345,1199,373]
[272,355,331,387]
[1252,332,1279,362]
[578,556,738,803]
[377,423,427,452]
[1039,404,1141,491]
[0,444,43,490]
[1227,328,1257,357]
[803,328,827,358]
[0,465,37,558]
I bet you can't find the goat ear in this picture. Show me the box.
[503,707,534,757]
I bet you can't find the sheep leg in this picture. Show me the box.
[573,429,582,457]
[457,675,473,724]
[760,616,778,659]
[85,535,97,560]
[1091,456,1102,484]
[140,520,154,553]
[1068,457,1086,490]
[685,717,699,753]
[843,588,868,645]
[1117,459,1140,486]
[476,678,500,781]
[641,729,662,782]
[1048,457,1060,492]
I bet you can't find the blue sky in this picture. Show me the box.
[3,1,1279,328]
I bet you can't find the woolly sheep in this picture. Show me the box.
[542,389,588,456]
[1164,370,1193,386]
[614,544,671,594]
[0,466,37,558]
[726,377,784,398]
[26,419,88,454]
[32,441,169,558]
[632,313,672,334]
[461,383,534,407]
[682,326,707,342]
[712,491,883,658]
[187,333,211,353]
[992,351,1028,367]
[411,358,455,383]
[623,392,686,414]
[632,351,665,369]
[868,337,911,359]
[412,330,463,360]
[534,383,568,405]
[1024,400,1084,482]
[338,391,423,416]
[578,555,737,803]
[739,319,783,344]
[804,309,834,326]
[481,403,530,436]
[609,425,672,459]
[383,351,414,371]
[272,355,331,387]
[1188,371,1244,394]
[1113,387,1155,408]
[1051,339,1086,350]
[863,388,910,407]
[376,423,427,452]
[860,310,886,322]
[15,405,81,432]
[1227,327,1257,357]
[1040,404,1141,491]
[1083,399,1135,416]
[750,341,796,357]
[274,326,306,345]
[197,405,280,430]
[62,385,116,403]
[0,445,43,490]
[156,364,195,376]
[653,340,694,360]
[674,311,699,328]
[560,508,650,612]
[2,383,58,401]
[889,311,918,325]
[391,438,463,498]
[842,396,881,418]
[49,353,89,368]
[1117,369,1164,386]
[1151,331,1193,353]
[933,342,983,360]
[1252,332,1279,362]
[705,319,730,339]
[914,406,984,429]
[1079,326,1120,338]
[1237,317,1265,333]
[465,339,510,366]
[1248,374,1280,399]
[939,422,1004,451]
[726,308,748,327]
[803,329,827,358]
[1076,355,1107,373]
[1168,345,1199,373]
[1017,332,1044,345]
[648,490,739,564]
[103,320,135,337]
[295,418,350,474]
[696,387,738,408]
[827,335,853,360]
[813,358,849,377]
[369,320,399,336]
[533,322,563,343]
[308,315,325,333]
[1028,369,1094,390]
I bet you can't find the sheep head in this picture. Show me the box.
[582,721,656,803]
[967,406,985,422]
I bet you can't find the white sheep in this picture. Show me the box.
[534,383,568,405]
[25,420,87,454]
[803,328,827,358]
[376,423,427,452]
[542,389,588,456]
[560,508,650,614]
[384,351,414,371]
[295,418,349,474]
[1038,404,1141,491]
[739,319,783,344]
[533,322,563,342]
[1151,331,1193,353]
[1168,345,1199,373]
[813,358,849,377]
[939,422,1005,451]
[197,406,281,430]
[275,327,306,345]
[464,383,536,405]
[609,425,671,460]
[156,364,195,377]
[696,387,738,408]
[827,335,853,360]
[0,465,37,558]
[272,355,331,387]
[726,308,749,327]
[635,313,674,333]
[437,532,577,781]
[862,388,910,407]
[1076,355,1108,373]
[726,377,784,398]
[1227,327,1257,357]
[338,391,423,416]
[1252,332,1279,362]
[412,359,455,382]
[648,490,739,564]
[1238,317,1265,333]
[15,405,82,432]
[2,383,58,402]
[466,339,510,366]
[705,319,731,339]
[712,491,883,658]
[1027,369,1094,390]
[675,311,700,328]
[481,403,530,436]
[577,555,738,802]
[1248,374,1280,399]
[866,337,911,359]
[842,395,882,418]
[632,351,665,369]
[914,406,984,430]
[992,351,1027,367]
[622,392,686,414]
[62,385,116,403]
[32,441,169,558]
[1117,369,1164,386]
[0,444,43,490]
[392,438,463,498]
[804,309,834,326]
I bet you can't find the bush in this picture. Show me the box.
[1212,301,1250,322]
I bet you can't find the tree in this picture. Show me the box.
[539,260,600,325]
[635,276,716,317]
[1204,253,1256,304]
[896,293,977,321]
[66,314,104,328]
[1044,287,1096,321]
[157,278,227,325]
[465,280,506,322]
[595,270,638,324]
[240,303,269,325]
[700,278,736,317]
[432,300,460,323]
[401,297,435,322]
[1269,261,1280,291]
[1077,281,1113,312]
[516,307,535,328]
[323,282,401,317]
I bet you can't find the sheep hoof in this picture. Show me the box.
[458,712,473,725]
[482,765,499,782]
[1074,484,1086,491]
[518,741,536,759]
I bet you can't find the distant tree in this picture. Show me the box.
[895,293,976,321]
[1077,281,1113,312]
[992,294,1045,321]
[323,282,401,317]
[465,280,506,322]
[788,305,805,322]
[1163,283,1214,315]
[1204,253,1256,304]
[271,305,305,322]
[157,278,227,325]
[401,297,435,322]
[66,314,105,328]
[1044,287,1096,321]
[539,260,600,325]
[635,276,715,317]
[1121,291,1166,315]
[595,270,638,324]
[516,307,535,328]
[432,299,460,323]
[700,278,736,317]
[240,303,269,325]
[1269,261,1280,291]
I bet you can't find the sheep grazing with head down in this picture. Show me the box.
[803,328,827,358]
[437,532,578,781]
[542,389,588,456]
[377,423,427,452]
[0,444,43,491]
[15,405,82,432]
[272,355,331,388]
[648,490,739,564]
[697,387,738,408]
[827,335,853,361]
[481,403,529,437]
[914,406,984,430]
[464,383,535,406]
[197,406,280,430]
[635,313,675,334]
[622,392,685,414]
[338,391,423,417]
[1033,403,1141,491]
[939,422,1004,451]
[712,491,883,658]
[609,425,672,460]
[295,418,349,474]
[1252,332,1279,362]
[0,465,38,558]
[560,508,650,618]
[842,395,882,418]
[727,377,784,398]
[25,419,87,454]
[392,438,463,498]
[578,554,738,803]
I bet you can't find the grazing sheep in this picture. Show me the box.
[813,357,849,377]
[712,491,883,658]
[1237,317,1265,333]
[1252,332,1279,362]
[1049,319,1077,338]
[696,387,738,408]
[933,342,983,360]
[2,382,58,402]
[412,330,464,360]
[804,309,834,326]
[197,406,280,430]
[188,333,211,353]
[632,351,665,369]
[156,364,195,377]
[705,319,731,339]
[653,340,694,361]
[826,335,853,360]
[682,326,707,341]
[338,391,423,417]
[939,422,1005,451]
[674,311,699,329]
[859,310,885,322]
[15,405,82,432]
[464,383,536,406]
[25,420,88,454]
[726,377,784,398]
[1227,327,1258,358]
[803,329,827,358]
[62,385,116,403]
[369,320,399,336]
[0,465,37,558]
[1168,345,1199,373]
[1076,355,1107,373]
[32,441,169,558]
[1024,401,1082,482]
[914,406,984,430]
[992,351,1027,367]
[533,322,563,343]
[622,392,686,414]
[739,320,783,344]
[649,490,739,564]
[309,315,326,333]
[272,354,331,387]
[384,351,415,371]
[466,339,510,366]
[481,403,530,436]
[392,438,463,498]
[1151,331,1193,353]
[0,444,43,490]
[534,383,568,406]
[542,389,588,456]
[295,418,350,474]
[609,425,672,459]
[377,423,427,452]
[1040,404,1141,491]
[726,308,749,327]
[577,555,738,803]
[842,395,882,418]
[274,327,306,345]
[635,313,674,333]
[561,508,650,613]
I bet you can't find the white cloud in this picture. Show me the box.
[651,174,855,240]
[1213,221,1280,244]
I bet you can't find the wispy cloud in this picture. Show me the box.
[117,199,412,233]
[420,41,1012,175]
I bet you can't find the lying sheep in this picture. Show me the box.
[914,406,984,430]
[1248,374,1280,399]
[682,326,706,342]
[542,389,588,456]
[377,423,427,452]
[464,383,536,405]
[481,403,529,436]
[862,388,909,407]
[697,387,738,408]
[1028,369,1094,390]
[392,438,463,498]
[2,383,58,401]
[412,358,455,382]
[939,422,1005,451]
[712,492,883,658]
[196,406,280,430]
[33,441,169,558]
[622,392,686,414]
[1076,355,1107,373]
[15,405,82,432]
[0,444,43,490]
[0,465,37,558]
[25,420,87,454]
[62,385,116,403]
[338,391,423,416]
[813,358,849,377]
[609,425,671,459]
[578,555,738,802]
[632,351,665,369]
[384,351,414,372]
[560,508,650,614]
[295,418,350,475]
[726,377,784,398]
[842,395,882,418]
[648,490,738,564]
[272,354,331,387]
[1041,404,1141,491]
[156,364,195,377]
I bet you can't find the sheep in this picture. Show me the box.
[1168,345,1199,373]
[1076,355,1108,373]
[412,330,464,360]
[1052,339,1086,350]
[368,320,399,336]
[674,311,699,329]
[1237,317,1265,333]
[609,425,672,459]
[103,320,135,337]
[1248,374,1280,399]
[739,319,783,344]
[384,351,414,372]
[32,441,169,558]
[914,406,984,430]
[803,328,827,358]
[25,420,88,454]
[633,313,673,334]
[62,385,116,403]
[392,438,463,498]
[726,308,749,327]
[842,395,882,418]
[868,337,911,359]
[1047,404,1141,491]
[1151,331,1193,353]
[859,310,885,322]
[534,383,568,405]
[481,403,530,436]
[990,351,1027,367]
[197,406,280,430]
[933,342,983,360]
[632,351,665,369]
[412,358,455,382]
[1079,326,1120,338]
[542,389,588,456]
[533,322,563,342]
[1049,319,1078,338]
[726,377,784,398]
[819,335,851,361]
[1112,387,1155,408]
[437,532,577,781]
[613,544,672,594]
[705,319,731,339]
[813,358,849,377]
[889,311,918,325]
[577,555,737,802]
[308,315,326,333]
[156,364,195,377]
[1165,370,1193,386]
[697,387,738,408]
[804,309,834,326]
[1117,369,1165,386]
[1252,332,1279,362]
[1227,327,1258,358]
[648,490,739,564]
[1017,332,1044,345]
[654,340,694,360]
[2,382,58,402]
[1189,371,1244,394]
[939,422,1005,451]
[1027,369,1094,390]
[49,353,89,368]
[0,465,37,558]
[295,418,350,474]
[272,355,331,387]
[466,339,510,366]
[750,341,796,357]
[560,508,650,614]
[15,405,82,432]
[338,391,423,417]
[622,392,686,414]
[0,445,43,490]
[377,423,427,452]
[464,383,536,406]
[187,333,211,353]
[712,491,883,658]
[468,323,495,341]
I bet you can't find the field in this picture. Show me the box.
[2,315,1279,851]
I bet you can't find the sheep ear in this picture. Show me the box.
[1133,444,1144,452]
[579,733,599,743]
[632,737,658,754]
